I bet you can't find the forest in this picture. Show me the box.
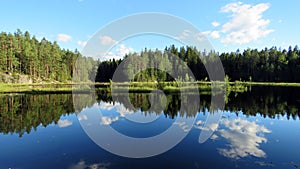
[0,29,97,82]
[96,45,300,82]
[1,30,300,83]
[97,87,300,119]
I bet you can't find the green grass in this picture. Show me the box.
[240,81,300,87]
[0,83,93,94]
[1,81,300,94]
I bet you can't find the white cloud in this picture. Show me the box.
[99,101,132,115]
[98,52,123,61]
[177,30,217,42]
[69,160,110,169]
[210,31,220,39]
[77,40,87,47]
[100,116,119,125]
[98,101,137,124]
[175,29,191,40]
[182,29,190,37]
[218,118,271,159]
[117,44,134,56]
[207,122,219,131]
[255,161,275,167]
[116,104,134,117]
[78,114,88,121]
[219,2,273,44]
[212,21,220,27]
[99,101,119,110]
[194,119,208,131]
[97,44,134,60]
[174,121,190,132]
[194,32,209,42]
[195,31,220,41]
[100,35,118,46]
[194,125,208,131]
[98,101,140,124]
[195,120,204,125]
[194,120,219,133]
[58,119,73,128]
[211,134,219,140]
[56,34,72,42]
[178,29,219,42]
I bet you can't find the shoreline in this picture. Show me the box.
[1,81,300,94]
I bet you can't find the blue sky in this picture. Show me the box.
[0,0,299,58]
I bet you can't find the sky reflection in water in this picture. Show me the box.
[1,89,300,169]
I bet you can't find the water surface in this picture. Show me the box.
[1,87,300,169]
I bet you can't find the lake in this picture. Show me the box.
[1,86,300,169]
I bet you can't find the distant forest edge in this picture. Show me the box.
[1,30,300,83]
[96,45,300,83]
[0,29,97,83]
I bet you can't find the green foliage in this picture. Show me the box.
[95,89,300,120]
[0,30,97,83]
[95,45,300,83]
[224,75,230,89]
[0,94,74,137]
[1,87,300,136]
[2,30,300,84]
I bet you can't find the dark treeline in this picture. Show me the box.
[96,45,300,82]
[0,94,74,137]
[1,30,299,83]
[0,29,97,82]
[96,86,300,120]
[226,86,300,119]
[0,93,97,137]
[1,87,300,137]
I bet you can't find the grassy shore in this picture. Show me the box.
[1,81,300,94]
[0,83,92,94]
[239,81,300,87]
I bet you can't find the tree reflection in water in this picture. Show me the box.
[0,86,299,137]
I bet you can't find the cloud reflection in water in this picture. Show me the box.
[58,119,73,128]
[194,117,271,159]
[69,160,110,169]
[218,118,271,159]
[98,101,134,125]
[98,101,161,125]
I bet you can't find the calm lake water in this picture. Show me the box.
[1,86,300,169]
